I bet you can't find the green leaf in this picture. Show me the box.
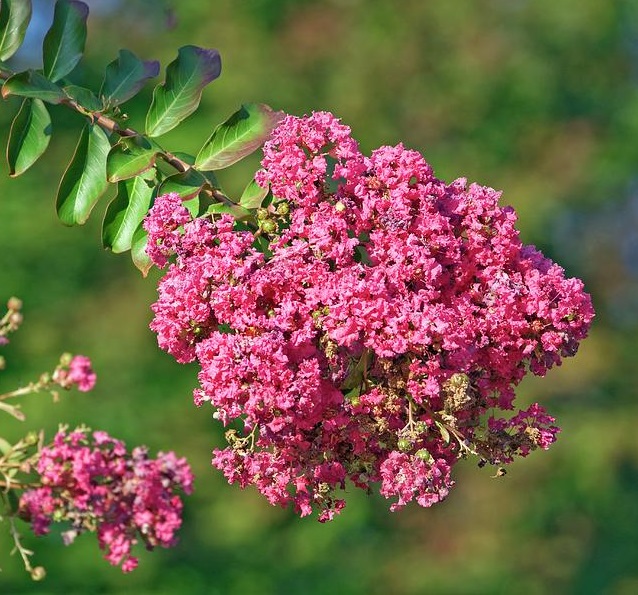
[101,49,160,106]
[107,136,159,182]
[0,0,32,61]
[435,421,451,445]
[239,178,269,210]
[56,124,111,226]
[6,98,52,177]
[206,202,251,220]
[42,0,88,82]
[63,84,102,111]
[171,151,196,166]
[145,45,221,137]
[341,349,372,391]
[131,224,152,277]
[195,103,283,170]
[0,436,13,455]
[102,176,154,253]
[1,69,66,103]
[157,169,206,201]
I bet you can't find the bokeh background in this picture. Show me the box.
[1,0,637,593]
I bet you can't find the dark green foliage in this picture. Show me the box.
[0,1,281,272]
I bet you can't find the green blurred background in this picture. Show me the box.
[1,0,637,593]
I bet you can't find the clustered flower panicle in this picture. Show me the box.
[19,428,193,572]
[144,111,593,521]
[52,354,97,393]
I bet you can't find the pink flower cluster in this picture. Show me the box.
[52,355,97,392]
[144,111,593,520]
[19,428,193,572]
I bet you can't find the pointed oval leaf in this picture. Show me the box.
[101,49,160,106]
[63,84,102,111]
[435,421,451,445]
[195,103,284,170]
[56,124,111,226]
[131,224,152,277]
[0,0,32,61]
[239,178,269,210]
[171,151,196,166]
[145,45,221,137]
[206,202,251,221]
[107,136,159,182]
[0,436,14,456]
[158,169,206,202]
[42,0,88,82]
[1,70,66,103]
[7,98,52,176]
[102,176,154,253]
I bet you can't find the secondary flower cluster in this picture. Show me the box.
[19,428,193,572]
[52,354,97,392]
[144,111,593,520]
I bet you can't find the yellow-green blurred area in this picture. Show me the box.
[1,0,637,592]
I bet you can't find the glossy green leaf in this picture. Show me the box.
[1,69,66,103]
[63,84,102,111]
[42,0,88,82]
[239,178,269,210]
[171,151,196,166]
[206,202,251,220]
[101,49,159,106]
[131,224,152,277]
[0,0,32,61]
[145,45,221,137]
[6,98,52,177]
[107,136,159,182]
[102,175,154,253]
[201,170,219,188]
[158,169,206,201]
[56,124,111,226]
[195,103,283,170]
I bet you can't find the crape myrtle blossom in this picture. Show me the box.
[144,111,594,520]
[19,428,193,573]
[52,354,97,392]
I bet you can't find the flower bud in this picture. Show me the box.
[275,202,290,215]
[414,421,429,434]
[7,296,22,311]
[397,438,412,452]
[260,219,277,234]
[59,352,73,367]
[256,208,270,221]
[30,566,46,581]
[415,448,434,463]
[25,431,39,446]
[0,356,5,370]
[8,312,23,327]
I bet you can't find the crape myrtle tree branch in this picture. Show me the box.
[0,0,282,274]
[1,0,209,577]
[1,0,595,580]
[0,298,193,578]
